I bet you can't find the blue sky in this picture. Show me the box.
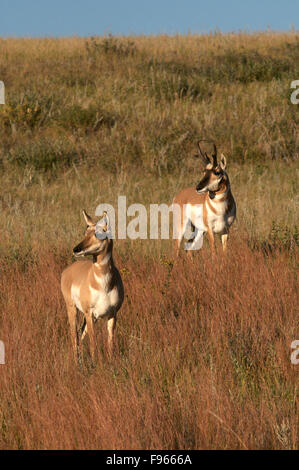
[0,0,298,37]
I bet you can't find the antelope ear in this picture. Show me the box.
[82,210,94,226]
[103,212,110,231]
[220,154,227,170]
[95,212,112,239]
[100,212,109,232]
[103,212,112,238]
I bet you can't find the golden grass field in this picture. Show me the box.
[0,32,298,449]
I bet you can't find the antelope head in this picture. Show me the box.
[73,210,112,257]
[195,140,227,196]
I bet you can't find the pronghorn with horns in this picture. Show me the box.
[173,140,236,255]
[61,210,124,362]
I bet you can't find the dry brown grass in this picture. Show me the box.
[0,32,298,259]
[0,239,297,449]
[0,32,298,450]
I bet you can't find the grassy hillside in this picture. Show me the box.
[0,33,298,449]
[0,33,298,256]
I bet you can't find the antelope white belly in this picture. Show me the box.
[212,217,227,234]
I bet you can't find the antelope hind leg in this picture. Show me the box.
[85,311,96,362]
[66,303,79,362]
[221,232,228,253]
[207,227,216,256]
[107,315,117,357]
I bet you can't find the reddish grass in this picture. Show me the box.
[0,240,298,449]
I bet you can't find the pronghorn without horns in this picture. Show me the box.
[61,210,124,362]
[173,140,236,255]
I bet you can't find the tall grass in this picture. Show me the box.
[0,32,298,449]
[0,241,297,449]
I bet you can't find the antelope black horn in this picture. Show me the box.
[211,142,217,166]
[197,140,210,164]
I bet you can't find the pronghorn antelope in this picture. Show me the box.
[173,140,236,255]
[61,210,124,362]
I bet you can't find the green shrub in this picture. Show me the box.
[56,104,116,132]
[139,61,212,102]
[269,221,299,249]
[85,35,137,59]
[142,48,295,93]
[0,92,53,130]
[7,139,80,171]
[203,50,292,83]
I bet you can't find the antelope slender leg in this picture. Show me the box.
[207,227,215,256]
[174,219,184,257]
[85,311,96,362]
[107,315,116,357]
[173,204,182,257]
[221,232,228,252]
[67,304,78,362]
[175,237,182,257]
[80,318,87,341]
[75,308,84,360]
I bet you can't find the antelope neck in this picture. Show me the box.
[209,180,229,200]
[93,242,113,270]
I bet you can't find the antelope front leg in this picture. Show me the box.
[175,238,181,258]
[221,232,228,253]
[207,227,216,256]
[66,304,78,363]
[107,315,116,357]
[85,311,96,362]
[174,221,184,257]
[81,318,87,341]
